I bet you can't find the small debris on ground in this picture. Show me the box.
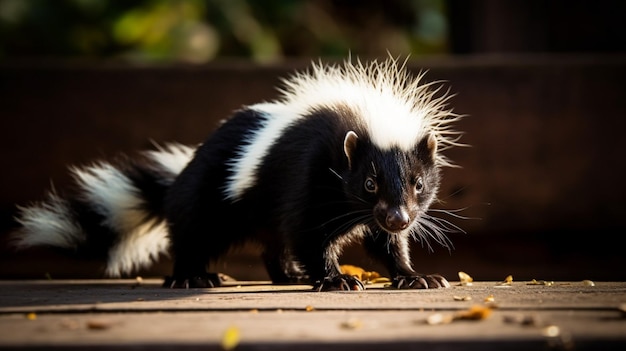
[221,325,240,350]
[458,271,473,286]
[425,305,492,325]
[86,320,113,330]
[528,279,554,286]
[340,317,364,330]
[456,305,493,320]
[453,295,472,301]
[340,265,390,284]
[541,325,561,337]
[502,314,543,327]
[426,313,455,325]
[496,275,513,287]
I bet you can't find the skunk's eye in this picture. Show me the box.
[415,177,424,194]
[364,177,377,193]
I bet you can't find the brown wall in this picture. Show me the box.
[1,55,625,281]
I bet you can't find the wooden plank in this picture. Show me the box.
[0,280,624,350]
[0,280,623,313]
[0,310,624,350]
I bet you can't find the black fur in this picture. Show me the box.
[14,59,459,291]
[162,106,449,290]
[58,154,171,258]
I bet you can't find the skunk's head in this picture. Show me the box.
[276,57,463,249]
[279,57,464,169]
[342,130,440,235]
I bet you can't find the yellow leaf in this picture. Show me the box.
[221,326,240,350]
[340,264,386,283]
[455,305,492,320]
[458,271,473,286]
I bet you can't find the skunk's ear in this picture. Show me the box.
[417,133,437,164]
[343,131,359,170]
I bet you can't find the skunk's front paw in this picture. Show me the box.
[314,274,365,291]
[393,274,450,289]
[163,273,222,289]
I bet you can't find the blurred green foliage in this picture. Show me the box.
[0,0,449,63]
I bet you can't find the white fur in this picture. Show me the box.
[280,59,427,151]
[105,219,169,277]
[146,142,196,181]
[280,58,463,161]
[72,163,146,233]
[225,57,462,200]
[14,147,185,277]
[103,143,194,275]
[14,190,84,249]
[224,103,303,201]
[71,162,170,276]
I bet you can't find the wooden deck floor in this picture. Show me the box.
[0,279,625,350]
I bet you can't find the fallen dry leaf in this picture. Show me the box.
[458,271,473,286]
[340,317,363,330]
[455,305,493,320]
[425,305,492,325]
[426,313,454,325]
[221,325,240,350]
[502,314,542,327]
[496,275,513,286]
[86,320,113,330]
[528,279,554,286]
[340,265,388,283]
[453,295,472,301]
[542,325,561,337]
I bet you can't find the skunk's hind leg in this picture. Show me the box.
[163,251,222,289]
[163,222,224,289]
[163,274,222,289]
[262,245,308,284]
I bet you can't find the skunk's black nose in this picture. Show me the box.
[385,208,410,232]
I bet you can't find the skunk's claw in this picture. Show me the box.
[394,274,450,289]
[163,273,222,289]
[314,274,365,292]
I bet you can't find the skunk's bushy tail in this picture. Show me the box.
[12,143,196,277]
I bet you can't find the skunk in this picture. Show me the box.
[13,58,464,291]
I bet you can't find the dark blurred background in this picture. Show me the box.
[1,0,625,282]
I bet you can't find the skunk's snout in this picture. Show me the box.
[375,203,411,233]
